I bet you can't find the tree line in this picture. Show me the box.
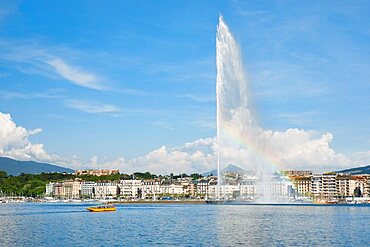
[0,171,204,197]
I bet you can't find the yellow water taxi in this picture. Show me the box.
[87,205,116,212]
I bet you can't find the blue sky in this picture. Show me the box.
[0,1,369,172]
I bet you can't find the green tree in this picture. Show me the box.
[0,170,7,179]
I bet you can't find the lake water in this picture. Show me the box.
[0,203,369,246]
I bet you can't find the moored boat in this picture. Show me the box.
[87,204,116,212]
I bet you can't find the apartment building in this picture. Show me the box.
[94,182,118,198]
[119,179,142,198]
[290,176,311,197]
[81,181,97,197]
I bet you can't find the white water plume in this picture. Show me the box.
[216,16,276,201]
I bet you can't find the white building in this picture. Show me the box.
[81,181,97,198]
[311,173,323,196]
[350,175,369,197]
[119,180,142,198]
[94,182,118,199]
[63,179,81,198]
[240,179,257,197]
[53,182,64,197]
[45,182,54,196]
[322,173,337,199]
[160,181,184,195]
[311,173,337,200]
[208,183,242,199]
[270,176,293,198]
[141,179,161,198]
[181,180,195,196]
[290,176,311,197]
[196,179,210,196]
[336,174,351,197]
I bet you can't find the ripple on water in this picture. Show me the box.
[0,203,369,246]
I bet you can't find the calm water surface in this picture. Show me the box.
[0,203,369,246]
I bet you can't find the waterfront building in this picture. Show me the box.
[53,182,64,198]
[366,175,370,197]
[290,176,311,197]
[179,180,195,196]
[208,183,239,199]
[45,182,54,196]
[42,170,369,202]
[63,179,82,198]
[81,181,97,198]
[222,184,240,199]
[270,175,293,198]
[207,174,294,199]
[207,180,218,198]
[350,175,369,197]
[94,182,118,199]
[311,172,338,201]
[196,179,208,195]
[240,179,257,197]
[311,173,323,198]
[141,179,161,198]
[321,173,337,200]
[336,174,351,197]
[160,180,184,195]
[349,178,358,196]
[119,179,142,198]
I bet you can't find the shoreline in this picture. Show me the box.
[1,201,370,207]
[2,199,370,206]
[112,200,206,204]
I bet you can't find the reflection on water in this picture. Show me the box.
[216,205,370,246]
[0,203,369,246]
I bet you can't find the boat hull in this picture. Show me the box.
[87,207,116,212]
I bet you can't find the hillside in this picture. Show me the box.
[202,164,244,176]
[0,156,74,176]
[336,164,370,175]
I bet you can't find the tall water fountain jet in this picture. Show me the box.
[216,16,275,202]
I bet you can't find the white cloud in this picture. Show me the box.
[1,111,369,174]
[77,138,217,174]
[0,90,64,100]
[130,146,190,173]
[180,94,215,103]
[47,58,104,90]
[65,100,121,114]
[273,111,318,126]
[0,112,57,162]
[258,129,350,171]
[190,119,215,129]
[0,41,106,91]
[0,112,84,169]
[152,121,175,130]
[87,156,126,170]
[350,151,370,166]
[103,129,356,174]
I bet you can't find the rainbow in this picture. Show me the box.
[219,123,284,173]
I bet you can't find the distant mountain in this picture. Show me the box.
[202,164,244,176]
[336,165,370,175]
[0,156,74,176]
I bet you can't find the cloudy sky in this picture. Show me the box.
[0,1,369,174]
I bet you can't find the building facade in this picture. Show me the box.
[81,181,97,198]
